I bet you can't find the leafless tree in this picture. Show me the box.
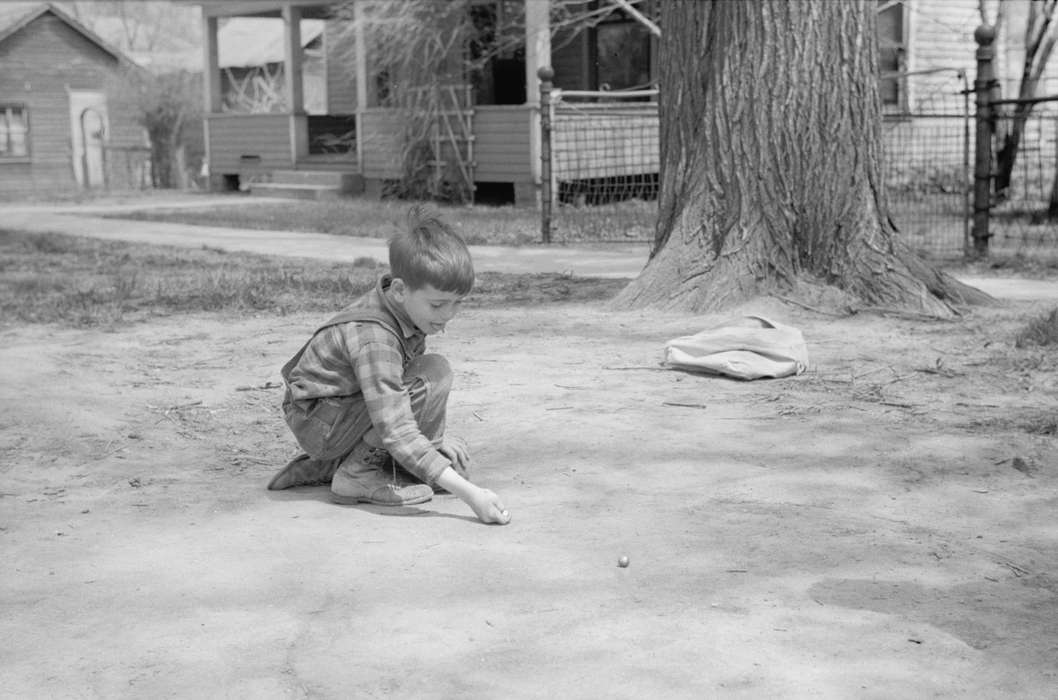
[983,0,1058,213]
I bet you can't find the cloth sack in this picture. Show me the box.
[663,315,808,380]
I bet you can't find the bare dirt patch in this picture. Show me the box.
[2,296,1057,697]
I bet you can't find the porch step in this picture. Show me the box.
[270,169,363,190]
[250,169,364,201]
[249,182,354,201]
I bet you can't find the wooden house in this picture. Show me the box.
[0,2,148,198]
[187,0,657,204]
[187,0,1055,205]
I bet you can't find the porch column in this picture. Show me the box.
[202,15,221,113]
[201,13,221,188]
[282,3,307,164]
[353,0,368,171]
[525,0,551,198]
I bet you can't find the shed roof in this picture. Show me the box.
[0,2,127,61]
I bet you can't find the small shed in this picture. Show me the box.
[0,2,148,198]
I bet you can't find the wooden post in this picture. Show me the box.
[282,5,304,114]
[283,4,305,166]
[971,24,996,258]
[539,66,554,244]
[353,0,368,173]
[201,13,220,189]
[201,15,221,113]
[525,0,551,203]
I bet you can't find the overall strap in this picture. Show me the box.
[281,308,409,381]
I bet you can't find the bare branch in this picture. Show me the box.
[610,0,660,37]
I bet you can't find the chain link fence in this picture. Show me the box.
[542,88,658,244]
[988,98,1058,258]
[538,71,1057,260]
[881,69,971,260]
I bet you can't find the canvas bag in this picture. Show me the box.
[663,315,809,380]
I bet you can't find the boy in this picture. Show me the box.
[266,207,510,526]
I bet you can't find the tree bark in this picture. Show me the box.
[613,0,992,316]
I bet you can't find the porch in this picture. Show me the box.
[204,105,536,201]
[195,0,553,204]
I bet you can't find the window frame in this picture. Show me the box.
[0,103,31,162]
[589,5,653,94]
[592,17,652,92]
[877,0,910,114]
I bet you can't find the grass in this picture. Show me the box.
[1015,308,1058,348]
[0,230,626,328]
[102,195,664,245]
[105,197,544,246]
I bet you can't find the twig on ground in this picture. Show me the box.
[236,381,283,392]
[853,366,888,380]
[776,295,848,316]
[995,557,1032,577]
[151,400,203,412]
[231,454,273,465]
[915,367,962,377]
[854,306,956,322]
[663,401,707,409]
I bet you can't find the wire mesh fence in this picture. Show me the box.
[540,72,1057,260]
[546,89,658,243]
[881,69,971,260]
[988,101,1058,259]
[541,82,977,251]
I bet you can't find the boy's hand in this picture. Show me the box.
[468,487,510,525]
[439,435,471,478]
[435,465,510,525]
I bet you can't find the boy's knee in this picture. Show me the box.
[407,353,452,392]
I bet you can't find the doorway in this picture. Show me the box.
[68,90,109,189]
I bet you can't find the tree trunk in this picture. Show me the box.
[148,124,173,189]
[613,0,991,316]
[1050,117,1058,217]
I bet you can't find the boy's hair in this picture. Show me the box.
[389,206,474,294]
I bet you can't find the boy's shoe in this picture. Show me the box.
[330,444,432,506]
[267,454,339,490]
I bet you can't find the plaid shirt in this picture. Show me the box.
[285,276,451,483]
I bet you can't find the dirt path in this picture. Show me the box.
[2,294,1056,698]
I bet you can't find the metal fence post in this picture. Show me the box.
[971,24,996,258]
[538,66,554,245]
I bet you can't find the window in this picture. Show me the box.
[0,105,29,159]
[468,0,526,106]
[594,15,651,92]
[877,0,908,111]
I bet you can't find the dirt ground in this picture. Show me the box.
[2,291,1057,698]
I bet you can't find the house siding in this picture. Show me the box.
[355,107,532,184]
[324,20,356,114]
[0,11,143,198]
[551,30,589,92]
[358,109,402,179]
[904,0,982,111]
[473,106,532,182]
[206,114,295,174]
